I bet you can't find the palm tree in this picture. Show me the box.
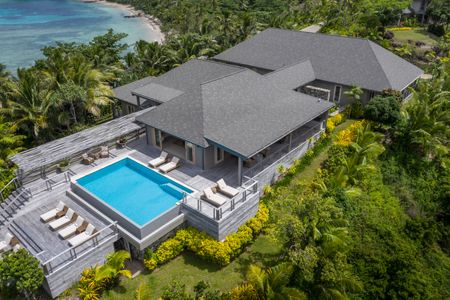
[44,53,114,119]
[247,263,306,299]
[2,69,53,140]
[400,64,449,159]
[330,123,384,187]
[0,117,25,166]
[132,41,175,75]
[95,250,132,284]
[0,64,13,107]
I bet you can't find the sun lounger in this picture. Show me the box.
[202,187,227,207]
[82,153,94,164]
[148,151,169,168]
[217,179,239,198]
[0,233,14,253]
[58,216,85,239]
[40,201,67,222]
[49,208,75,231]
[68,224,96,247]
[159,157,180,173]
[100,146,109,158]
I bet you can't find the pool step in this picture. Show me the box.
[160,183,188,198]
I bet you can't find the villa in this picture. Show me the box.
[0,28,422,298]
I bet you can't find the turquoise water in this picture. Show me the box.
[77,158,192,226]
[0,0,159,71]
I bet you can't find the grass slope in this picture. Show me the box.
[393,28,438,45]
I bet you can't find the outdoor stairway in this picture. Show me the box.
[0,187,32,227]
[9,220,44,256]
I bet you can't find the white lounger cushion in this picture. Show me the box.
[159,157,180,173]
[49,208,75,230]
[40,201,66,222]
[203,187,227,207]
[148,151,168,168]
[217,179,239,198]
[0,233,14,252]
[58,216,85,239]
[68,224,96,247]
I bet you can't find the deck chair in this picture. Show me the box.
[148,151,168,168]
[12,244,22,252]
[0,232,14,253]
[40,201,67,222]
[49,208,75,231]
[81,153,94,164]
[99,146,109,158]
[68,224,96,247]
[58,216,85,239]
[159,157,180,173]
[217,179,239,198]
[202,187,227,207]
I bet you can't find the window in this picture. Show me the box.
[154,129,162,148]
[368,91,376,100]
[185,142,195,163]
[333,85,342,103]
[214,146,224,164]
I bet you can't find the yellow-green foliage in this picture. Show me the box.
[389,27,412,31]
[78,267,102,300]
[326,113,346,133]
[155,238,185,264]
[334,120,365,146]
[143,257,157,271]
[143,204,270,270]
[229,283,259,300]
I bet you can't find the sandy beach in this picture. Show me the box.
[81,0,165,43]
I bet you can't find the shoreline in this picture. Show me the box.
[80,0,165,43]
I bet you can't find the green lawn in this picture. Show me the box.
[392,28,439,46]
[102,236,281,299]
[101,119,355,300]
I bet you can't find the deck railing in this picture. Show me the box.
[0,177,21,202]
[243,124,323,178]
[182,176,258,221]
[41,222,118,275]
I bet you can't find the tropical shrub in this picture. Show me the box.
[326,113,346,133]
[78,251,131,300]
[229,283,259,300]
[78,267,102,300]
[334,120,366,146]
[364,95,401,126]
[144,203,269,270]
[0,249,44,299]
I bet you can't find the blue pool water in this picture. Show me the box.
[0,0,160,71]
[76,158,192,226]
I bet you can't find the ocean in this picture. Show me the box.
[0,0,159,71]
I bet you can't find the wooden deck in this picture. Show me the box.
[9,108,154,175]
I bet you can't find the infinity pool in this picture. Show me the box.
[76,157,192,226]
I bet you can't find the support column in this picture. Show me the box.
[136,96,141,109]
[237,157,243,186]
[288,133,293,152]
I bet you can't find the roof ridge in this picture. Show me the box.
[366,40,392,89]
[264,58,313,76]
[199,67,248,86]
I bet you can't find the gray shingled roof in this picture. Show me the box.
[112,77,154,105]
[264,60,315,90]
[132,59,243,103]
[214,28,423,92]
[136,65,333,158]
